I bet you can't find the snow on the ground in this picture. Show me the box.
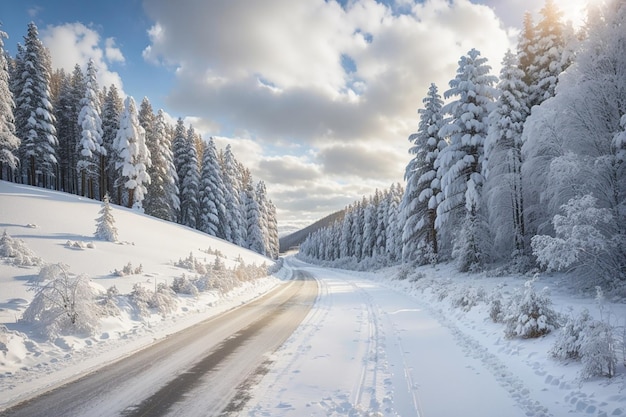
[0,181,283,410]
[2,181,626,417]
[241,258,626,417]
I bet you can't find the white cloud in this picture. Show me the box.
[41,23,125,93]
[104,37,125,63]
[141,0,518,226]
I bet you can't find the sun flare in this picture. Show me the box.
[552,0,600,28]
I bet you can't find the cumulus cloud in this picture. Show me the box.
[41,22,124,93]
[141,0,517,227]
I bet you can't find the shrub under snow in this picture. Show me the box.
[0,230,42,266]
[21,264,99,338]
[503,276,560,339]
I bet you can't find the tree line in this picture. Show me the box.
[0,22,279,259]
[300,0,625,285]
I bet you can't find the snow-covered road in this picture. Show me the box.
[0,274,317,417]
[242,258,543,417]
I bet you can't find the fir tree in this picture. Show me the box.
[402,83,445,265]
[101,85,123,202]
[0,28,20,180]
[198,137,226,238]
[221,145,245,246]
[95,193,118,242]
[77,59,104,199]
[484,50,529,260]
[143,109,179,221]
[113,96,151,209]
[15,22,58,188]
[174,123,200,228]
[436,48,497,271]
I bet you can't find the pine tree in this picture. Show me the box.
[198,137,226,237]
[113,96,151,209]
[527,0,567,108]
[402,83,445,264]
[15,22,58,188]
[221,145,245,246]
[266,199,280,259]
[436,48,498,271]
[174,123,200,228]
[143,109,179,221]
[77,59,103,199]
[95,193,118,242]
[243,170,264,255]
[101,85,123,202]
[0,28,20,180]
[484,50,529,260]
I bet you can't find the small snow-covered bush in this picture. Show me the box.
[98,285,121,316]
[130,283,152,317]
[171,274,199,297]
[450,285,486,312]
[175,252,208,275]
[550,309,593,360]
[488,286,507,323]
[0,230,42,266]
[579,319,617,379]
[114,261,143,276]
[150,283,177,316]
[503,277,560,339]
[21,264,99,338]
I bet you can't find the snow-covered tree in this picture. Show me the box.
[113,96,151,209]
[266,198,280,259]
[385,183,403,262]
[15,22,58,188]
[101,85,123,202]
[402,83,446,265]
[522,0,626,282]
[221,145,245,246]
[484,51,529,260]
[255,181,272,257]
[94,193,118,242]
[0,28,20,180]
[76,59,104,199]
[143,109,179,221]
[21,264,99,338]
[175,124,200,228]
[243,170,264,255]
[436,48,498,271]
[199,136,227,238]
[531,195,619,283]
[527,0,568,108]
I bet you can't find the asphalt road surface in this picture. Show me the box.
[0,271,318,417]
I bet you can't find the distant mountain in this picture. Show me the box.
[279,209,346,253]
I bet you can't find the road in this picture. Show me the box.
[0,271,318,417]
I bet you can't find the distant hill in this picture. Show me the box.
[279,209,346,253]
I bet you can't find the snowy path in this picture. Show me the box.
[241,258,543,416]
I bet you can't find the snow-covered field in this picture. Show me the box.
[1,180,626,416]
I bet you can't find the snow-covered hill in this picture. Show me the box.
[0,180,283,409]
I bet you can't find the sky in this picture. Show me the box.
[0,0,594,231]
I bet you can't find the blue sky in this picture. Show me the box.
[1,0,589,230]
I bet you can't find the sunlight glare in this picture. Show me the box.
[555,0,599,28]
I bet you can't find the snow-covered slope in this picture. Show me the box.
[0,180,282,409]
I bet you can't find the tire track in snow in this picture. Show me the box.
[416,299,553,417]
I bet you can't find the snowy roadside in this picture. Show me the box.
[240,258,626,417]
[0,271,286,411]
